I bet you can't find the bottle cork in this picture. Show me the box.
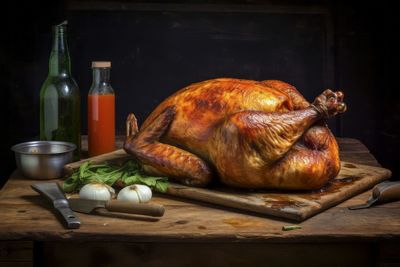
[92,61,111,68]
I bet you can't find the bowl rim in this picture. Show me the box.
[11,141,77,155]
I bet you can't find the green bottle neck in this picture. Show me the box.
[49,26,71,77]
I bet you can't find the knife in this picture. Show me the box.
[68,199,165,217]
[348,181,400,210]
[31,183,81,229]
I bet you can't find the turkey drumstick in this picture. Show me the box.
[210,89,345,189]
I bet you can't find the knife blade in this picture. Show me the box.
[68,199,165,217]
[31,183,80,229]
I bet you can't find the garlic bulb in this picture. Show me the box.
[79,183,115,201]
[117,184,152,203]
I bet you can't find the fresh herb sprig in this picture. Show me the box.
[63,160,169,193]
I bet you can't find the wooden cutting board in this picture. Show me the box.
[64,149,391,221]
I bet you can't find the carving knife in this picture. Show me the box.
[68,199,165,217]
[31,182,81,229]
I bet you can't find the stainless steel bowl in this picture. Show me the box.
[11,141,76,179]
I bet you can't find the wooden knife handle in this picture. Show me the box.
[105,200,165,217]
[373,181,400,203]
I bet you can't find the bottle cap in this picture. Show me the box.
[92,61,111,68]
[52,20,68,34]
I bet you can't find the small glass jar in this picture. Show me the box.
[88,61,115,157]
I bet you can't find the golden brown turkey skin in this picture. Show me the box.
[124,78,346,190]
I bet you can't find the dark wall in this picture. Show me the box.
[334,1,400,178]
[68,6,334,131]
[3,0,399,186]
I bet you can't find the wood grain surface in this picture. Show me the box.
[0,137,399,243]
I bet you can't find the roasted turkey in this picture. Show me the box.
[124,78,346,190]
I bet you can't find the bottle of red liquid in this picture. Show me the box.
[88,61,115,157]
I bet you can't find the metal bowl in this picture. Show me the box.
[11,141,76,179]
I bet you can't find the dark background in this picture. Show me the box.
[2,0,399,187]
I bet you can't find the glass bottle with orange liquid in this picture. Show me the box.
[88,61,115,157]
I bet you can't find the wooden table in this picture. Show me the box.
[0,137,399,267]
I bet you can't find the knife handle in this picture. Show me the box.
[373,181,400,203]
[105,200,165,217]
[31,183,81,229]
[55,202,81,229]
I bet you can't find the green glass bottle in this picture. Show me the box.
[40,21,81,160]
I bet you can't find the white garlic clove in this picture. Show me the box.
[117,187,140,203]
[79,183,115,201]
[117,184,152,203]
[136,184,152,202]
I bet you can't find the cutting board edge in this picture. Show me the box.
[341,160,392,175]
[63,149,128,175]
[165,183,305,221]
[163,165,392,222]
[299,167,392,220]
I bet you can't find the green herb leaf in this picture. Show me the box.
[62,171,79,192]
[122,174,169,193]
[282,225,302,231]
[62,160,169,193]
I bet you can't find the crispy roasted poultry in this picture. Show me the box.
[124,78,346,190]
